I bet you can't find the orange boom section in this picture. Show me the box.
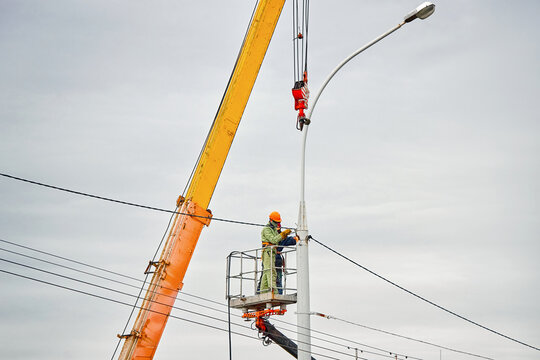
[117,1,286,359]
[118,199,211,359]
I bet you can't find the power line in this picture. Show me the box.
[3,255,366,360]
[0,268,261,340]
[310,235,540,352]
[274,317,421,360]
[308,311,494,360]
[1,245,415,360]
[0,268,356,360]
[0,242,428,360]
[1,248,409,360]
[0,237,141,282]
[0,257,255,332]
[0,238,250,316]
[0,259,370,360]
[0,242,242,324]
[0,172,276,229]
[0,237,473,360]
[274,322,419,360]
[2,172,536,354]
[0,236,520,359]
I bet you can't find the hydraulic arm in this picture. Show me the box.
[256,318,316,360]
[117,1,286,359]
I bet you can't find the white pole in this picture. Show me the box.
[296,19,419,360]
[296,124,310,360]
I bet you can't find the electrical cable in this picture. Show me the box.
[273,324,417,360]
[1,251,431,360]
[1,235,518,359]
[5,170,534,352]
[0,246,405,360]
[1,236,502,360]
[0,257,256,333]
[0,268,259,338]
[0,172,281,229]
[2,242,418,360]
[310,312,494,360]
[0,256,360,359]
[310,235,540,352]
[2,237,234,323]
[0,238,236,317]
[274,319,419,360]
[0,237,435,360]
[0,268,351,360]
[0,246,138,288]
[0,237,141,282]
[0,251,447,360]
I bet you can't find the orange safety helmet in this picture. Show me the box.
[269,211,281,223]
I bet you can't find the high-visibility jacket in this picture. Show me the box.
[261,222,282,248]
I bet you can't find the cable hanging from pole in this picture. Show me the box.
[310,235,540,352]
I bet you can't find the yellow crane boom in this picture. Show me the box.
[117,1,286,359]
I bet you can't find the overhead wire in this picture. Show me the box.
[271,323,419,360]
[0,262,362,360]
[3,173,537,352]
[1,237,491,360]
[308,312,494,360]
[0,258,366,360]
[0,268,260,340]
[0,240,237,319]
[0,237,141,282]
[273,317,421,360]
[0,267,354,360]
[0,238,239,317]
[310,235,540,352]
[0,172,277,229]
[0,240,427,360]
[0,257,256,333]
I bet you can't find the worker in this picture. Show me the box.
[259,211,293,294]
[257,227,297,294]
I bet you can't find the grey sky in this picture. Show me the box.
[1,1,539,359]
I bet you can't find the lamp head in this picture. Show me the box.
[404,2,435,23]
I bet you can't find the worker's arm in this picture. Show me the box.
[279,236,297,247]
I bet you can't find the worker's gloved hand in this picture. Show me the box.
[280,229,292,239]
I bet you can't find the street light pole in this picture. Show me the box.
[295,3,435,360]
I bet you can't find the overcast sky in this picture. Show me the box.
[1,1,539,359]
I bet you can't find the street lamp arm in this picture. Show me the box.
[300,21,405,206]
[306,21,404,120]
[296,4,435,359]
